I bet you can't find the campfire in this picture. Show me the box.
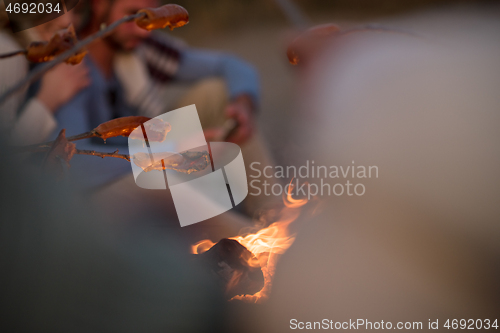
[192,182,309,303]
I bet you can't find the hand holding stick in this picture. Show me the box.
[18,116,171,153]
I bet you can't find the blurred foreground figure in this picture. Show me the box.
[250,7,500,331]
[0,140,227,332]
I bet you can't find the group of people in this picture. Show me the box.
[0,0,278,236]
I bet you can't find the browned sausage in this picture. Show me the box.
[135,4,189,31]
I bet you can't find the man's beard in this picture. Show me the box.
[103,34,135,52]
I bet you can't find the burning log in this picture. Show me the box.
[194,239,264,299]
[192,181,311,303]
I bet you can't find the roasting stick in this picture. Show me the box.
[20,132,100,153]
[274,0,418,36]
[17,116,157,153]
[339,24,423,38]
[0,49,27,59]
[220,118,238,141]
[273,0,311,30]
[0,12,146,106]
[76,149,131,162]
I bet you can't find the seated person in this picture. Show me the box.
[0,5,88,145]
[51,0,279,232]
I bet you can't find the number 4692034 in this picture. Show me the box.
[6,2,61,14]
[444,319,498,330]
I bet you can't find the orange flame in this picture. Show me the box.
[192,239,216,255]
[284,179,308,208]
[191,180,309,303]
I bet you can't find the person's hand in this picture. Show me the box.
[37,62,90,113]
[203,127,226,142]
[223,94,256,145]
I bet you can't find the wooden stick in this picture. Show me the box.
[273,0,310,30]
[17,135,130,163]
[339,25,423,38]
[76,149,131,162]
[17,130,98,153]
[19,142,131,162]
[0,50,27,59]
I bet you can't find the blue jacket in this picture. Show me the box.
[52,35,260,190]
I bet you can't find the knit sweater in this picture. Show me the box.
[0,31,56,145]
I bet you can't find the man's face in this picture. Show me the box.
[103,0,159,51]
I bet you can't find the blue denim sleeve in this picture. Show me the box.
[52,90,132,190]
[174,49,261,107]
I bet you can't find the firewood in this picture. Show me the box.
[194,239,264,299]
